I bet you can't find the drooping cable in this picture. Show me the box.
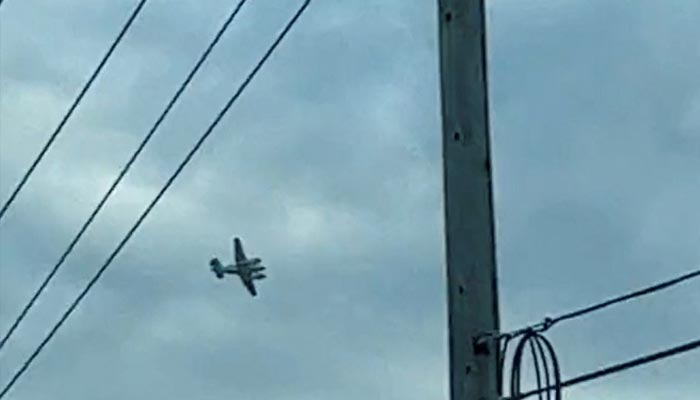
[505,329,562,400]
[0,0,250,354]
[0,0,148,222]
[0,1,311,397]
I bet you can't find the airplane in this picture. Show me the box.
[209,237,266,297]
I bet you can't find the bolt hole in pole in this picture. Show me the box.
[445,12,452,22]
[454,131,460,141]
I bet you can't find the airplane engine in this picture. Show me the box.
[242,257,261,266]
[252,273,267,280]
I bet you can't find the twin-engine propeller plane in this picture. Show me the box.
[210,237,266,297]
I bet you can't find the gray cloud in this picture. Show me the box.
[1,0,698,399]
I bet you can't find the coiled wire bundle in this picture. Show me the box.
[501,328,562,400]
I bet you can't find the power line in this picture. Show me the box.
[509,337,700,400]
[0,0,251,353]
[0,1,311,397]
[0,0,148,222]
[551,267,700,327]
[487,267,700,343]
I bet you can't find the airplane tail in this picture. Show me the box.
[209,257,225,279]
[252,273,266,280]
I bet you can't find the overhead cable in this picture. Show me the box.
[0,0,149,222]
[0,0,251,354]
[0,1,311,397]
[486,267,700,343]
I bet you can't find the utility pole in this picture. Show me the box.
[438,1,500,399]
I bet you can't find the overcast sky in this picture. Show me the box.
[0,0,698,399]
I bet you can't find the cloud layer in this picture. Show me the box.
[0,0,698,398]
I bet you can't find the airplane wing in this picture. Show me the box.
[239,275,257,297]
[234,237,246,263]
